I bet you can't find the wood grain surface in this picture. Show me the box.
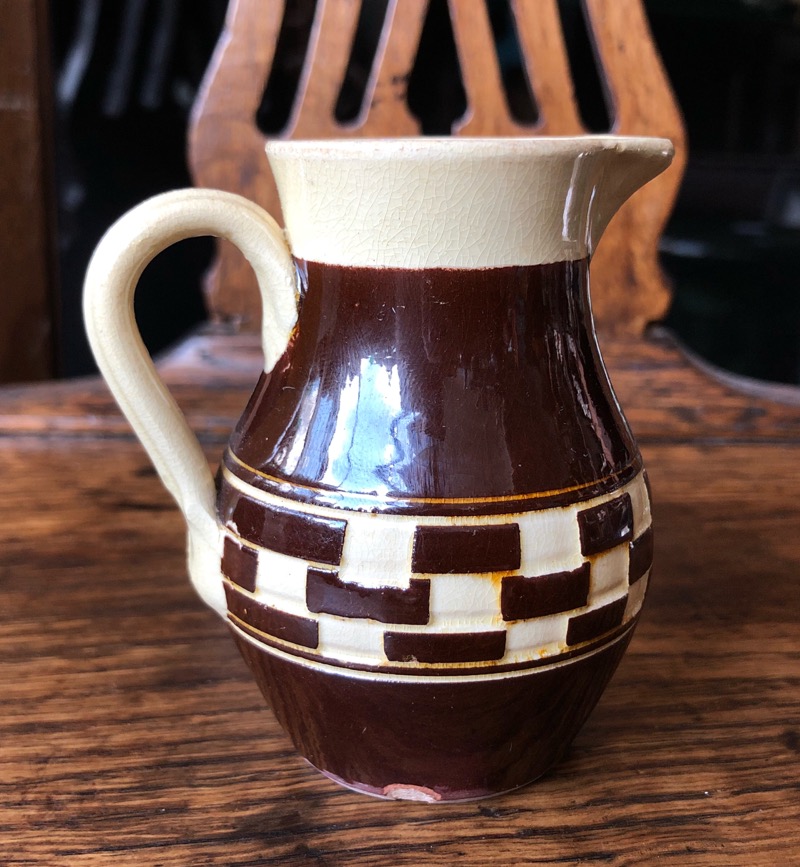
[2,332,799,865]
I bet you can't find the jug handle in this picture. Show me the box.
[83,189,298,616]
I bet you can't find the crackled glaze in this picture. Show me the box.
[267,136,673,268]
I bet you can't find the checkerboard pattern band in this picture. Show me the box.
[219,466,652,680]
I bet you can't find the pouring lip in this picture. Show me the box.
[266,135,674,161]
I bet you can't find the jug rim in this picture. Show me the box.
[265,134,675,270]
[265,135,674,160]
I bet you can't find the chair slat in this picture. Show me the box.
[449,0,526,135]
[360,0,426,135]
[189,0,285,325]
[583,0,687,334]
[587,0,683,134]
[511,0,584,135]
[291,0,360,137]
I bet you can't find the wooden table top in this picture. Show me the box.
[2,333,799,865]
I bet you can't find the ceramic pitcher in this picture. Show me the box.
[84,136,673,802]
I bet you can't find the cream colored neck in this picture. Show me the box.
[266,136,674,269]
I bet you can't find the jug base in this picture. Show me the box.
[311,765,547,803]
[233,623,636,802]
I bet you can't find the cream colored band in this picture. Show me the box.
[266,136,673,269]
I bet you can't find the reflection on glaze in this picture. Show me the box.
[231,258,637,499]
[320,359,416,496]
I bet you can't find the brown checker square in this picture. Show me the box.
[221,536,258,592]
[629,526,654,585]
[577,493,633,556]
[306,567,430,625]
[411,523,520,574]
[229,495,347,565]
[501,562,591,620]
[566,596,627,646]
[384,630,507,664]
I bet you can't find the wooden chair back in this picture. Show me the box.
[189,0,686,339]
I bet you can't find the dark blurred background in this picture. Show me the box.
[36,0,800,382]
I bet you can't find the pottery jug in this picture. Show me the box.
[84,136,673,802]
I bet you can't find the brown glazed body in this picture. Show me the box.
[215,259,653,801]
[236,633,632,801]
[228,259,638,505]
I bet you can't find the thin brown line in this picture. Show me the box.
[224,450,644,513]
[227,448,637,504]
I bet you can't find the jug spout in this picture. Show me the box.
[583,136,675,255]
